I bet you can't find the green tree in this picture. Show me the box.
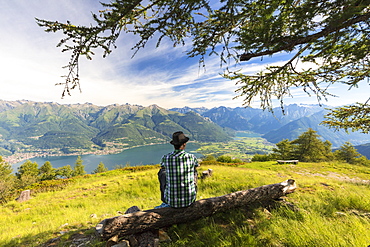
[334,142,364,164]
[272,139,293,160]
[0,156,13,178]
[56,165,73,178]
[202,155,217,162]
[353,155,370,166]
[323,140,335,161]
[16,160,39,188]
[217,155,242,163]
[291,128,333,162]
[92,162,108,174]
[0,156,16,203]
[251,154,272,162]
[200,155,218,165]
[37,1,370,133]
[217,155,233,163]
[73,156,86,177]
[39,161,57,181]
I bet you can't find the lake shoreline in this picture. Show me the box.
[5,141,200,165]
[4,149,119,165]
[4,144,160,165]
[9,142,202,173]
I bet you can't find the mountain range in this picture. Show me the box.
[0,100,230,157]
[0,100,369,158]
[170,104,370,152]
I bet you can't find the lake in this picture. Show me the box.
[12,143,202,174]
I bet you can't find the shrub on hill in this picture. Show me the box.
[216,155,243,163]
[24,178,76,194]
[251,153,274,162]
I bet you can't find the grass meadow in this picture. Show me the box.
[0,161,369,246]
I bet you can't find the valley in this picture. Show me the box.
[1,100,369,165]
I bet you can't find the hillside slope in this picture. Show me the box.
[171,104,370,149]
[0,100,231,156]
[262,110,370,147]
[1,162,369,246]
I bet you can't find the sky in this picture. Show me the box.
[1,1,369,110]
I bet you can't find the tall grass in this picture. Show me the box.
[0,162,369,246]
[0,166,161,246]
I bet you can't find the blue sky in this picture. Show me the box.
[1,1,369,109]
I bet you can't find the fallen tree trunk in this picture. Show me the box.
[96,179,296,240]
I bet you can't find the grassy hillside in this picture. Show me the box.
[1,161,369,246]
[197,135,275,159]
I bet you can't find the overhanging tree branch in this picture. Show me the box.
[37,0,370,133]
[322,100,370,134]
[240,11,370,61]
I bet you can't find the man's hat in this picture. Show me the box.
[170,131,189,145]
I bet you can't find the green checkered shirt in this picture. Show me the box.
[161,149,199,208]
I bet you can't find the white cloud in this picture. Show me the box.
[0,1,368,110]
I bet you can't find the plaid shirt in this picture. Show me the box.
[161,149,199,208]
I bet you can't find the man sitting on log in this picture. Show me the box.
[156,131,199,208]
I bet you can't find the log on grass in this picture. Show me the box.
[96,179,296,240]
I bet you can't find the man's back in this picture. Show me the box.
[161,149,199,208]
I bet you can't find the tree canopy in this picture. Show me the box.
[334,141,369,165]
[39,161,57,181]
[0,157,15,204]
[92,162,109,174]
[36,0,370,133]
[73,156,86,176]
[290,128,333,162]
[271,129,334,162]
